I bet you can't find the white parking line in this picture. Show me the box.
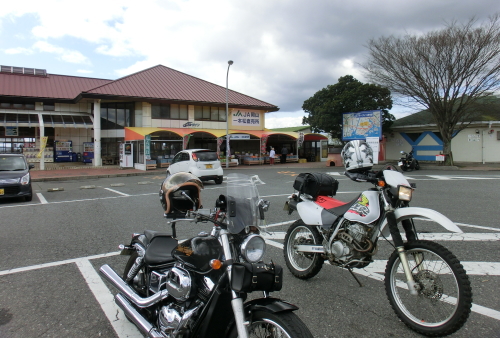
[105,188,130,196]
[76,259,142,338]
[36,192,48,204]
[262,231,500,241]
[264,239,500,321]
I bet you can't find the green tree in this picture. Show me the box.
[302,75,394,141]
[363,15,500,165]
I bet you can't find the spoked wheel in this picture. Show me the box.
[283,219,323,279]
[385,240,472,336]
[229,311,313,338]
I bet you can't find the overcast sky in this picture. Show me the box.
[1,1,499,128]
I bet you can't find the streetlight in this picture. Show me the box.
[225,60,233,169]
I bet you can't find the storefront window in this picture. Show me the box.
[0,102,36,110]
[194,105,226,121]
[152,104,170,119]
[43,102,55,111]
[101,102,135,129]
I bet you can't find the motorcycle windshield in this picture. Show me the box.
[226,173,260,234]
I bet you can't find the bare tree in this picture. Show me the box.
[363,14,500,165]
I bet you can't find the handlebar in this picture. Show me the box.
[344,170,379,184]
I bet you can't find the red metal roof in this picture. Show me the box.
[0,65,279,111]
[0,72,111,100]
[84,65,279,111]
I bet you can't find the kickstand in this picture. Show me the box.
[347,267,363,287]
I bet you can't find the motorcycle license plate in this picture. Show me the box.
[205,164,213,169]
[0,189,3,195]
[398,161,403,166]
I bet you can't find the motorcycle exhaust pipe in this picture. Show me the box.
[115,293,164,338]
[99,264,169,308]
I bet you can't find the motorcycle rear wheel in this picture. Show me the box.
[385,240,472,336]
[283,219,324,279]
[229,311,314,338]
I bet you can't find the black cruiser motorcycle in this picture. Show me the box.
[100,172,313,338]
[398,149,420,171]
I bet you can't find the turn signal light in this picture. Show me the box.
[210,259,222,270]
[377,180,385,187]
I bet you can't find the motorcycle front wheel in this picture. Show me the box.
[283,219,324,279]
[385,240,472,336]
[229,311,314,338]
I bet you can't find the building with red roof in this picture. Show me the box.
[0,64,324,169]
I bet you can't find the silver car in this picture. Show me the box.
[166,149,224,184]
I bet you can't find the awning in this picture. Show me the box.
[125,127,198,140]
[304,133,328,141]
[124,127,324,141]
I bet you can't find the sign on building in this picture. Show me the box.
[342,110,382,141]
[231,109,261,127]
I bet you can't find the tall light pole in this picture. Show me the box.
[225,60,233,169]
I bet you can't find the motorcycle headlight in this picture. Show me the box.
[398,185,412,201]
[240,234,266,263]
[20,173,30,185]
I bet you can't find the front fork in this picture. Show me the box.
[219,229,249,338]
[386,210,419,296]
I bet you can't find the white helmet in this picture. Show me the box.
[341,140,373,172]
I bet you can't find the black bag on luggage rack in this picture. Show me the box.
[293,172,339,199]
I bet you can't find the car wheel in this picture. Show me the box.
[214,176,223,184]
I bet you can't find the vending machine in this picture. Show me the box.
[54,140,73,162]
[120,143,134,168]
[82,142,94,163]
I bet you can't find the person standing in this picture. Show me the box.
[269,147,275,165]
[281,146,288,164]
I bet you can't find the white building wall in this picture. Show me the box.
[386,125,500,163]
[452,127,500,162]
[384,133,412,160]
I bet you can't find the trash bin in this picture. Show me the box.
[71,152,77,162]
[77,152,82,162]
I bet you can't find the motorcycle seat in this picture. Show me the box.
[144,233,178,266]
[144,230,172,243]
[325,196,359,216]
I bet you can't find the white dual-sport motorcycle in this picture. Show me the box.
[283,168,472,337]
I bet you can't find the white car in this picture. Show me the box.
[166,149,224,184]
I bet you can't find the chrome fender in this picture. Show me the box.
[380,207,462,238]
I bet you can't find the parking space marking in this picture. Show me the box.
[36,192,48,204]
[264,239,500,321]
[0,251,120,276]
[105,188,130,197]
[262,232,500,241]
[76,259,142,338]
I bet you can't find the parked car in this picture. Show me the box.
[0,154,35,202]
[166,149,223,184]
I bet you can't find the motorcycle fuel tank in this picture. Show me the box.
[344,190,380,224]
[172,235,223,273]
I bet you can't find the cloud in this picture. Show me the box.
[4,47,33,55]
[1,0,499,128]
[33,41,91,65]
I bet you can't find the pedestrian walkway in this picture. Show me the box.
[29,160,500,182]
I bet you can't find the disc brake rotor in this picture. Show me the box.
[414,270,443,301]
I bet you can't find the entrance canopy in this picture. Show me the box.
[124,127,307,141]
